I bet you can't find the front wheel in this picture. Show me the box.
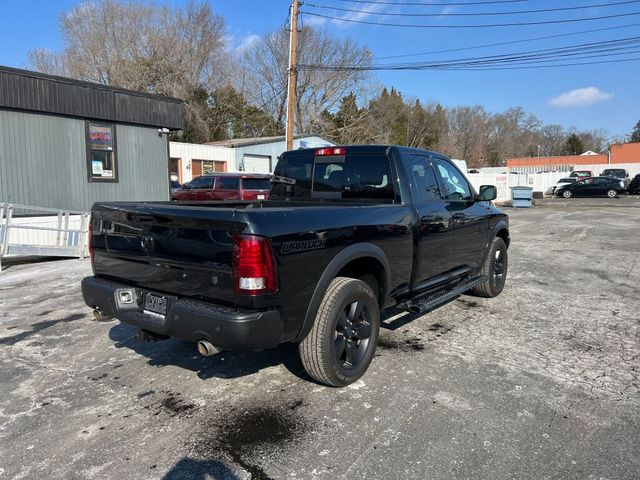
[562,189,573,198]
[299,277,380,387]
[472,237,508,298]
[606,189,618,198]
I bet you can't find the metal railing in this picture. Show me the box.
[0,203,90,270]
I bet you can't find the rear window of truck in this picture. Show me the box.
[242,178,271,190]
[272,153,395,201]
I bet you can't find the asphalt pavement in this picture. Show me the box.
[0,197,638,479]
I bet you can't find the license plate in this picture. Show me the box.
[257,194,265,200]
[143,293,168,317]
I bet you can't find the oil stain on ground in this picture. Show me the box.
[457,298,480,309]
[428,323,454,336]
[160,392,198,416]
[193,399,310,480]
[378,335,426,352]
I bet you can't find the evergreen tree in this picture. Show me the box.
[563,133,585,155]
[630,120,640,143]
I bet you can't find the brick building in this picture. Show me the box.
[610,142,640,164]
[507,143,640,173]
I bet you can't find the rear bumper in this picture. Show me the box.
[81,276,283,351]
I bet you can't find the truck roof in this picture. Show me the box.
[285,145,446,158]
[200,172,271,179]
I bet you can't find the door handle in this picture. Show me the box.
[452,213,466,220]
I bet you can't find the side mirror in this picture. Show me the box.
[478,185,497,201]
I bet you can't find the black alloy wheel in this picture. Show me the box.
[492,247,507,292]
[334,299,373,369]
[472,236,508,298]
[299,277,380,387]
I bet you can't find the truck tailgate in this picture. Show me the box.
[91,202,241,305]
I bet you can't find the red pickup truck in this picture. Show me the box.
[172,173,271,201]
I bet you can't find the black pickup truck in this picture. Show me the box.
[82,145,509,387]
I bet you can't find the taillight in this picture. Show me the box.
[315,147,345,156]
[88,222,95,270]
[233,235,278,295]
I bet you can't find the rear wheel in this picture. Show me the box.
[299,277,380,387]
[562,190,573,198]
[606,189,618,198]
[472,237,508,298]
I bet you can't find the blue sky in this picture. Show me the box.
[1,0,639,137]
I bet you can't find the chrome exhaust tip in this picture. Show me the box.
[197,339,216,357]
[92,308,111,322]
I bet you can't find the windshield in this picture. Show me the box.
[272,152,396,201]
[242,178,270,190]
[602,169,624,178]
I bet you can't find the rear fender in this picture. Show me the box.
[295,243,391,342]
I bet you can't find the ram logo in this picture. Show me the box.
[281,238,326,255]
[140,233,156,253]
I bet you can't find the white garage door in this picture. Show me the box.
[243,154,271,173]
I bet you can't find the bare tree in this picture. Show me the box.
[29,0,228,142]
[239,26,372,135]
[441,106,491,167]
[577,129,609,153]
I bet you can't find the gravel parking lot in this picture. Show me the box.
[1,197,638,480]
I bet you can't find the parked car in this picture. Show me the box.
[600,168,631,188]
[172,173,271,201]
[170,180,182,193]
[555,176,626,198]
[628,174,640,195]
[82,145,509,387]
[545,177,578,195]
[569,170,593,179]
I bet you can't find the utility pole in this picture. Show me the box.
[285,0,300,151]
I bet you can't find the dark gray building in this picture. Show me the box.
[0,66,185,211]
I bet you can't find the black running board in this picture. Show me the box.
[400,275,488,314]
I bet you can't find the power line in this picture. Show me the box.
[298,36,640,70]
[304,44,640,70]
[330,0,531,5]
[301,10,640,28]
[434,56,640,70]
[305,0,640,17]
[377,36,640,68]
[435,46,640,69]
[373,22,640,59]
[301,55,640,71]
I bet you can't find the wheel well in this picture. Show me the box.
[336,257,386,307]
[496,228,510,248]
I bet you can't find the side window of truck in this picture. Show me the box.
[190,177,213,189]
[432,158,472,201]
[218,177,240,190]
[407,155,441,201]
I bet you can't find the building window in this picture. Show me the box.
[86,122,117,182]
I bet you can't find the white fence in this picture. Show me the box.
[465,171,566,202]
[0,203,90,270]
[467,163,640,202]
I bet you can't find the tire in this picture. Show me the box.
[606,189,617,198]
[299,277,380,387]
[562,189,573,198]
[472,237,508,298]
